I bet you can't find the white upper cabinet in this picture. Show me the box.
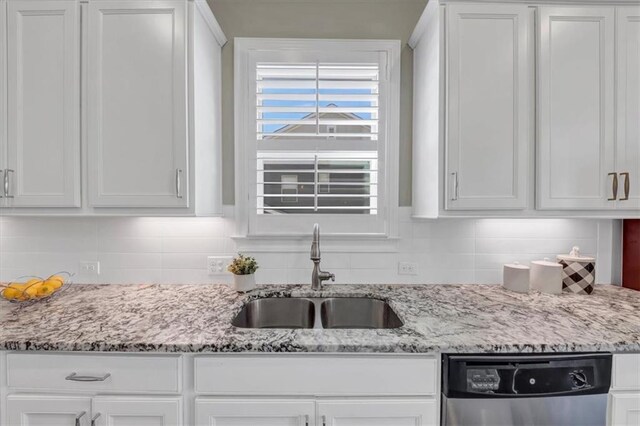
[537,6,616,210]
[4,0,81,207]
[616,6,640,211]
[87,0,188,208]
[0,0,5,207]
[0,0,224,215]
[412,1,639,218]
[445,3,531,210]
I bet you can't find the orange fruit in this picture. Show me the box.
[44,276,64,290]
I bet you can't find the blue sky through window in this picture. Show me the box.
[261,88,374,134]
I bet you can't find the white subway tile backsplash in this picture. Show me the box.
[98,238,163,254]
[0,211,618,285]
[161,253,210,270]
[161,237,226,254]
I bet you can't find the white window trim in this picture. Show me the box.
[234,38,400,241]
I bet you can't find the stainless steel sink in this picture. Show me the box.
[231,297,403,329]
[320,297,403,329]
[231,298,315,329]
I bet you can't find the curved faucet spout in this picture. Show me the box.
[310,223,321,260]
[310,223,334,290]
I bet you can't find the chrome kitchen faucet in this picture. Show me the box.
[310,223,335,290]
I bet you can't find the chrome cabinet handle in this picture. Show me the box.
[304,414,309,426]
[608,172,618,201]
[322,415,327,426]
[620,172,630,201]
[175,168,183,199]
[451,172,459,201]
[4,169,14,198]
[75,411,86,426]
[91,413,101,426]
[0,170,3,198]
[65,372,111,382]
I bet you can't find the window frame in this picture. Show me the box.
[234,38,400,238]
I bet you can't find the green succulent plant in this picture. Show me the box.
[227,254,259,275]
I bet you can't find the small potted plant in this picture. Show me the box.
[228,254,259,292]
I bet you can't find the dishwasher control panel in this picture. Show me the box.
[443,353,612,398]
[467,369,500,392]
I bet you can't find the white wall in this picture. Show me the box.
[0,208,619,286]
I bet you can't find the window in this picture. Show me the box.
[235,39,400,237]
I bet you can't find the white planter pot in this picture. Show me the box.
[232,274,256,293]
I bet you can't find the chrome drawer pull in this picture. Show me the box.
[4,169,14,198]
[75,411,86,426]
[175,168,183,199]
[304,414,309,426]
[620,172,630,201]
[608,172,618,201]
[0,170,3,198]
[65,372,111,382]
[451,172,459,201]
[91,413,101,426]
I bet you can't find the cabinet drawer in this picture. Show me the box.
[612,354,640,391]
[7,353,182,394]
[194,354,437,396]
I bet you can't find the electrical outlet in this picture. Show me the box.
[398,262,418,275]
[208,256,233,275]
[80,261,100,275]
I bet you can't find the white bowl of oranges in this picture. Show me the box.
[1,272,72,304]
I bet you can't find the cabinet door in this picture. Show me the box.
[0,0,5,207]
[195,398,316,426]
[92,396,181,426]
[317,399,437,426]
[445,4,531,210]
[87,0,188,208]
[616,6,640,211]
[609,393,640,426]
[538,6,616,210]
[5,0,80,207]
[7,395,91,426]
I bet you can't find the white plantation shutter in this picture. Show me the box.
[255,62,381,215]
[235,38,399,236]
[256,152,378,214]
[256,63,379,141]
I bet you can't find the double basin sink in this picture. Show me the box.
[232,297,403,329]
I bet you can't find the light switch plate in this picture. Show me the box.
[80,261,100,275]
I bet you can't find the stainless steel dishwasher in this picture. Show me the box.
[441,353,612,426]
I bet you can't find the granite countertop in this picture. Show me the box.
[0,283,639,354]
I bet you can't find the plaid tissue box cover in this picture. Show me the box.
[559,260,596,295]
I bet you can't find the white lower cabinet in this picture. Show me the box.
[7,395,91,426]
[609,354,640,426]
[610,394,640,426]
[195,399,315,426]
[6,395,181,426]
[194,398,437,426]
[317,399,437,426]
[92,396,182,426]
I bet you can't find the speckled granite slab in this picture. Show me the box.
[0,284,638,353]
